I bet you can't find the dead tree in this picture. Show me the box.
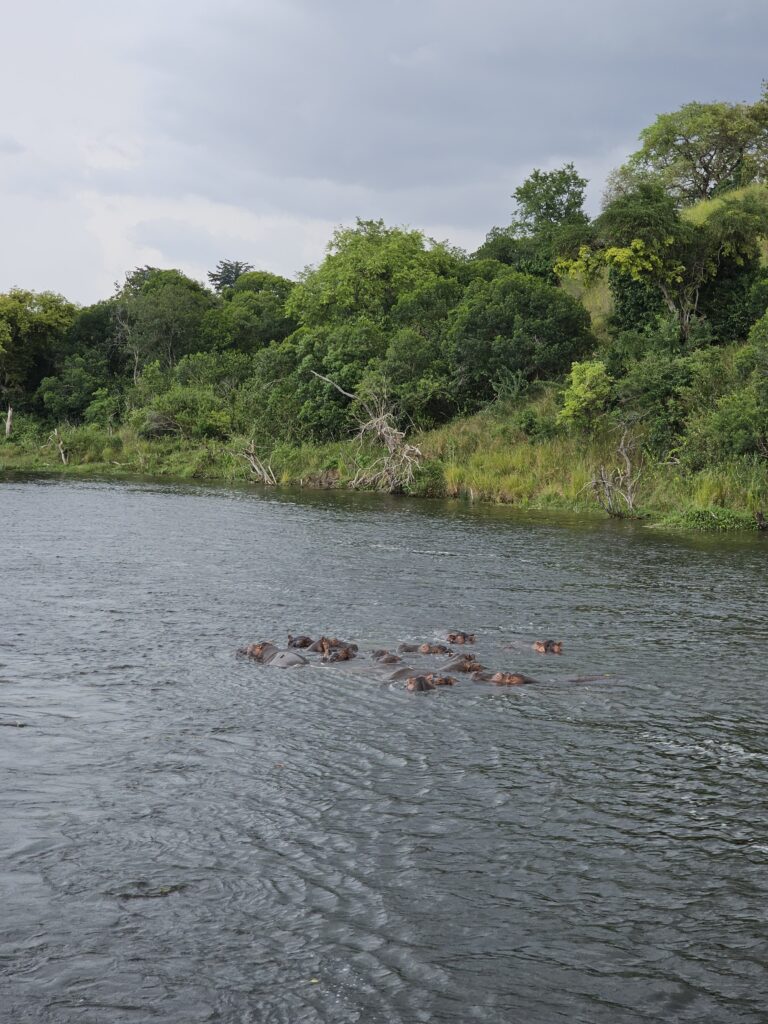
[310,371,422,494]
[42,428,69,465]
[592,429,642,518]
[4,405,11,438]
[237,440,277,485]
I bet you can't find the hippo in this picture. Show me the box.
[447,631,475,645]
[406,673,458,691]
[418,643,453,655]
[308,636,359,654]
[239,641,308,668]
[322,645,356,663]
[472,669,538,686]
[406,676,436,692]
[387,666,416,682]
[372,650,401,664]
[287,634,314,649]
[424,674,457,687]
[397,642,453,655]
[443,654,484,673]
[533,639,562,655]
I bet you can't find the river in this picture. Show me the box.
[1,477,767,1023]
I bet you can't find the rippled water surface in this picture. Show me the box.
[1,477,767,1023]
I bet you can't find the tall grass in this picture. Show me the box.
[3,401,767,529]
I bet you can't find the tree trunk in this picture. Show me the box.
[4,405,12,438]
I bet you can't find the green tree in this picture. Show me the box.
[287,219,463,328]
[446,268,594,407]
[558,360,614,427]
[203,271,297,351]
[476,165,591,281]
[560,182,768,342]
[115,269,216,376]
[37,353,110,423]
[511,163,589,235]
[0,289,77,411]
[622,86,768,203]
[207,259,254,292]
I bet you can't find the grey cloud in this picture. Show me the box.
[130,218,248,269]
[0,136,24,156]
[127,0,768,212]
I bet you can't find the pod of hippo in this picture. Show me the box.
[237,632,573,693]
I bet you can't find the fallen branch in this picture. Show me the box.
[237,441,277,485]
[592,429,642,518]
[310,370,422,493]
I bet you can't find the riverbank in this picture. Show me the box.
[3,400,766,532]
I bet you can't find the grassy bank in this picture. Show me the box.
[3,393,767,532]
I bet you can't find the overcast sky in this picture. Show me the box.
[1,0,766,304]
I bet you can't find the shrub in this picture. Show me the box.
[558,360,614,427]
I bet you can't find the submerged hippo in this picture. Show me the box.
[238,641,308,668]
[406,675,436,692]
[387,666,416,682]
[447,631,475,645]
[287,634,314,649]
[372,650,401,664]
[472,669,538,686]
[308,636,359,655]
[322,645,356,663]
[399,642,454,655]
[405,673,457,692]
[443,654,484,673]
[533,639,562,655]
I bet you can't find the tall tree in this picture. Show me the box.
[623,86,768,204]
[0,289,77,411]
[207,260,254,292]
[511,163,589,235]
[114,269,216,377]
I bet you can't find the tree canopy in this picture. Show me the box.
[623,87,768,204]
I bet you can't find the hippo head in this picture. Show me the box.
[406,675,436,692]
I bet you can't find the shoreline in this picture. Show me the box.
[2,433,765,534]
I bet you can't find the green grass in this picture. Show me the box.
[3,396,767,531]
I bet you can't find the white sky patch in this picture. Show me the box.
[77,192,337,300]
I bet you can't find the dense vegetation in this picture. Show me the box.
[3,86,768,528]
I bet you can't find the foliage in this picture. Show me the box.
[511,163,589,235]
[624,87,768,203]
[115,269,216,374]
[560,182,768,341]
[558,361,614,427]
[287,219,462,328]
[446,268,594,406]
[38,353,110,423]
[207,259,254,292]
[0,289,77,407]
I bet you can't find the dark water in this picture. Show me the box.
[1,477,767,1024]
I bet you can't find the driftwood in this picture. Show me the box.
[592,430,642,518]
[310,371,422,493]
[4,405,12,438]
[237,441,277,485]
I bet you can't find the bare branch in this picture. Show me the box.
[309,370,423,493]
[237,440,277,485]
[591,429,642,518]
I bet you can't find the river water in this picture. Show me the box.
[1,477,767,1023]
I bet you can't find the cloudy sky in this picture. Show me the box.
[1,0,766,304]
